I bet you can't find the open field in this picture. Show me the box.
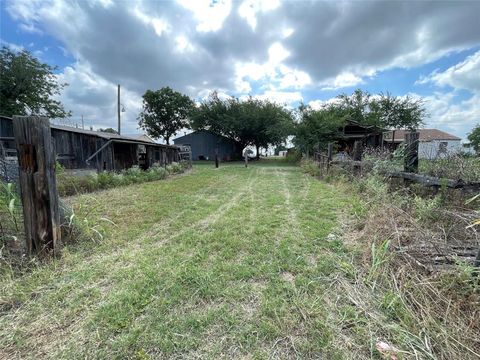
[1,160,477,359]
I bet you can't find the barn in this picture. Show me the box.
[0,116,180,172]
[173,130,243,161]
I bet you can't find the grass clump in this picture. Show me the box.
[57,162,189,196]
[300,158,320,176]
[0,182,22,251]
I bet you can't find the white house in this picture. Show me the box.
[384,129,462,159]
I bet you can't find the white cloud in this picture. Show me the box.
[132,6,170,37]
[177,0,232,32]
[423,92,480,139]
[253,90,302,105]
[54,62,143,134]
[321,72,364,90]
[418,50,480,93]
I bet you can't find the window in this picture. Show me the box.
[439,142,447,153]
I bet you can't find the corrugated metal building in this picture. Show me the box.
[0,116,180,172]
[173,130,243,161]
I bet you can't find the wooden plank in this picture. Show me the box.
[389,171,480,189]
[404,132,419,173]
[13,116,62,257]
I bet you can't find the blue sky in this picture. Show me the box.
[1,0,480,140]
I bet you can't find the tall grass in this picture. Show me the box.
[57,162,189,197]
[302,154,480,358]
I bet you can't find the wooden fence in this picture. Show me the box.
[314,134,480,192]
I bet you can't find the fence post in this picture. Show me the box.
[188,147,192,169]
[13,116,62,257]
[353,140,363,161]
[404,131,419,173]
[327,143,333,173]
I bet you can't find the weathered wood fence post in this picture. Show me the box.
[327,143,333,173]
[188,147,192,169]
[404,131,419,173]
[352,140,363,161]
[353,140,363,175]
[13,116,62,257]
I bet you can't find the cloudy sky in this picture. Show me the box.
[1,0,480,139]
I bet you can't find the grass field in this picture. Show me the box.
[1,160,459,359]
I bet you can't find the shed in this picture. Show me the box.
[173,130,243,161]
[336,120,384,153]
[0,116,180,172]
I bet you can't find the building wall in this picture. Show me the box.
[173,131,242,161]
[418,140,463,159]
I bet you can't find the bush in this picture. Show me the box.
[301,159,320,176]
[285,149,302,163]
[57,162,188,197]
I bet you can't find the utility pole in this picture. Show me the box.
[81,114,84,130]
[117,84,121,135]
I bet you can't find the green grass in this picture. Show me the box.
[2,160,470,358]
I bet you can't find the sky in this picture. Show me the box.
[1,0,480,140]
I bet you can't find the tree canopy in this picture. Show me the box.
[293,90,427,154]
[0,46,70,118]
[138,87,194,145]
[336,89,426,130]
[293,103,348,155]
[190,92,294,156]
[467,124,480,154]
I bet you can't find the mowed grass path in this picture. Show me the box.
[1,161,356,359]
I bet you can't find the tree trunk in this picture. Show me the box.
[256,144,260,159]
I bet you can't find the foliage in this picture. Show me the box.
[336,89,426,130]
[285,148,302,163]
[0,182,21,247]
[419,154,480,182]
[57,163,188,196]
[293,103,346,155]
[138,87,194,145]
[300,159,321,176]
[98,128,118,134]
[190,91,294,155]
[0,46,70,118]
[467,124,480,154]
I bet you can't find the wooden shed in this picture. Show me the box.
[0,116,180,172]
[336,120,384,153]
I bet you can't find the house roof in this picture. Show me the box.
[384,129,461,142]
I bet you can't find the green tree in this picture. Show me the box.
[293,103,347,155]
[467,124,480,154]
[0,46,70,118]
[190,92,294,157]
[138,87,194,145]
[336,89,426,130]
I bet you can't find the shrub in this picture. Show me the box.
[301,159,320,176]
[285,149,302,163]
[57,162,187,197]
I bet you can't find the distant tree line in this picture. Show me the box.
[6,47,473,157]
[137,87,428,157]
